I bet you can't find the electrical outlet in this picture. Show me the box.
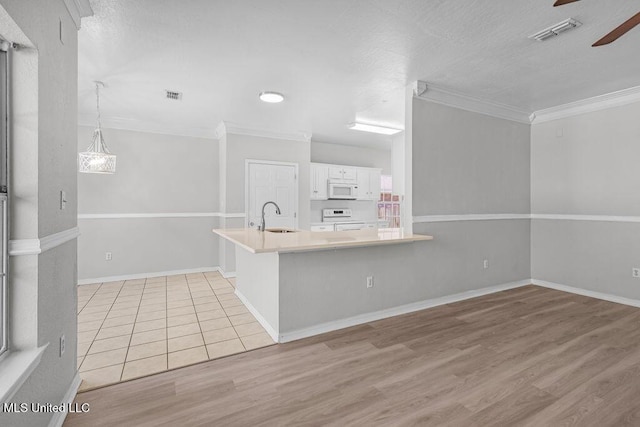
[633,268,640,278]
[60,335,65,357]
[366,276,374,288]
[105,252,112,261]
[60,190,66,210]
[483,259,489,269]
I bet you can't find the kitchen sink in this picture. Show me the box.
[265,228,298,233]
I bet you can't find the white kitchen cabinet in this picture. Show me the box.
[356,168,382,200]
[328,166,357,181]
[310,163,329,200]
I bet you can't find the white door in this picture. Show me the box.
[247,161,298,230]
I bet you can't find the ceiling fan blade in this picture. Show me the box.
[553,0,580,6]
[593,12,640,46]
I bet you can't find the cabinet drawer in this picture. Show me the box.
[310,225,335,232]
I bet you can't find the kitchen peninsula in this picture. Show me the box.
[213,228,433,343]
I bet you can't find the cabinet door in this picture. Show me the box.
[311,164,329,200]
[316,165,328,199]
[356,169,370,200]
[368,170,381,201]
[328,166,344,180]
[341,167,357,181]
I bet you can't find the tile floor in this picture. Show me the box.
[76,271,275,391]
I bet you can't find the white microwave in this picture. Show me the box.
[328,180,358,200]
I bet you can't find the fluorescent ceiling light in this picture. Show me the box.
[259,91,284,103]
[529,18,582,42]
[348,122,403,135]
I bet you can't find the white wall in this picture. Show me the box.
[531,101,640,299]
[77,126,219,281]
[0,1,80,426]
[310,141,391,174]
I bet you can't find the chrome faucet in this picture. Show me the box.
[259,201,281,231]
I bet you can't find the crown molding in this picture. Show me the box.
[62,0,93,30]
[78,116,218,140]
[531,85,640,124]
[215,121,312,143]
[413,82,532,124]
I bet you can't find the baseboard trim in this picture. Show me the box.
[234,288,279,342]
[279,279,531,343]
[78,267,220,285]
[220,270,236,278]
[531,279,640,309]
[48,373,82,427]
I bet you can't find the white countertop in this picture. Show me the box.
[212,228,433,254]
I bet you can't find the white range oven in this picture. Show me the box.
[318,208,376,231]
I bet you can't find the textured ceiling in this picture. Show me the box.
[78,0,640,148]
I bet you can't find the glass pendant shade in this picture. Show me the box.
[79,82,116,174]
[78,128,116,173]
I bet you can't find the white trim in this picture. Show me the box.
[215,121,312,142]
[77,267,220,285]
[40,227,80,252]
[413,214,530,223]
[531,85,640,124]
[531,214,640,223]
[78,116,218,141]
[48,373,82,427]
[412,214,640,224]
[413,83,532,124]
[532,279,640,309]
[0,344,48,403]
[77,212,245,219]
[7,238,40,256]
[220,270,236,278]
[235,289,278,342]
[9,227,80,256]
[62,0,93,29]
[279,279,531,343]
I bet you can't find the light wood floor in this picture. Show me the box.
[65,285,640,426]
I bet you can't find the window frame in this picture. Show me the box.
[0,43,9,358]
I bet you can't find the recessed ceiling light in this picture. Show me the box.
[348,122,403,135]
[259,91,284,103]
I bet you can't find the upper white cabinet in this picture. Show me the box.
[328,166,357,181]
[356,168,381,200]
[310,163,329,200]
[311,162,381,201]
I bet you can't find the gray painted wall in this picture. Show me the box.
[77,127,219,280]
[1,0,79,426]
[280,220,530,333]
[411,99,532,291]
[413,101,531,215]
[531,102,640,298]
[310,141,391,174]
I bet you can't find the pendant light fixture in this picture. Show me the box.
[78,81,116,174]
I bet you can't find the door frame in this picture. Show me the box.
[245,159,299,229]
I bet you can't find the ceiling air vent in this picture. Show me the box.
[529,18,582,41]
[165,90,182,100]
